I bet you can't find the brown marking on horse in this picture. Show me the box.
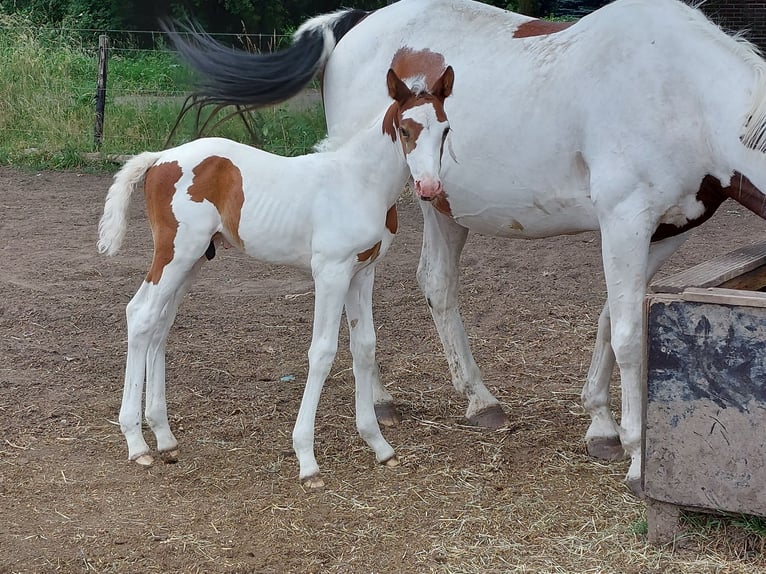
[513,20,574,39]
[144,161,182,284]
[650,173,766,242]
[386,205,398,234]
[186,156,245,247]
[432,193,453,217]
[357,240,382,262]
[722,171,766,218]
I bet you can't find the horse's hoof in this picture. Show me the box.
[159,449,179,463]
[302,475,325,489]
[625,476,645,499]
[133,454,154,466]
[383,455,401,468]
[466,404,509,429]
[586,436,626,461]
[375,402,402,427]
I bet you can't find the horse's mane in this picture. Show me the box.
[682,0,766,152]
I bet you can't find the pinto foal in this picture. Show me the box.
[98,66,454,487]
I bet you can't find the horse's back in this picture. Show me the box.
[322,0,765,236]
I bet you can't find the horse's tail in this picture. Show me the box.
[97,151,162,256]
[164,9,369,106]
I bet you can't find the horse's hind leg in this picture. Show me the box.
[344,264,397,467]
[416,202,507,428]
[581,233,688,461]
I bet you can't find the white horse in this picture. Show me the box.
[97,66,454,487]
[167,0,766,492]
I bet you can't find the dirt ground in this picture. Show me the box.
[1,166,765,573]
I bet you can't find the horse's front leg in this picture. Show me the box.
[581,234,689,461]
[416,202,508,427]
[344,264,398,467]
[292,260,353,488]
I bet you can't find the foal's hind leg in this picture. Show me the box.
[344,265,397,467]
[416,202,507,427]
[144,258,206,462]
[119,250,207,466]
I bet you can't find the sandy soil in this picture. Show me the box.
[1,166,764,573]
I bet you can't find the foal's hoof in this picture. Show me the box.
[159,449,179,464]
[466,404,509,429]
[375,402,402,427]
[383,455,401,468]
[302,475,325,489]
[133,454,154,466]
[586,436,626,461]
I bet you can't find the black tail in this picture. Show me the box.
[163,9,368,107]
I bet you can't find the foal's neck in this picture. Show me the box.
[330,117,410,205]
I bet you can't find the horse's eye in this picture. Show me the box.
[399,127,410,139]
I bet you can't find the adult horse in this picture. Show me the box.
[167,0,766,492]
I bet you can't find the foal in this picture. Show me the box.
[98,66,454,487]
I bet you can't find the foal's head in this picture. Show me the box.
[383,66,453,200]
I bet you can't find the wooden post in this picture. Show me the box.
[94,34,109,149]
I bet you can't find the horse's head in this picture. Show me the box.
[383,66,453,200]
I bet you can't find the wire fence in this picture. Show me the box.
[0,23,324,163]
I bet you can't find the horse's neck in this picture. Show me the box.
[330,120,408,205]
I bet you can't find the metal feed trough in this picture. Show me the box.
[643,241,766,544]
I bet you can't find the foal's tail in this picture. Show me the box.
[164,9,369,106]
[97,151,162,256]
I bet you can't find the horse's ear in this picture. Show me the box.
[387,68,412,104]
[432,66,454,100]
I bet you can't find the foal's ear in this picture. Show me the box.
[387,68,412,104]
[432,66,454,100]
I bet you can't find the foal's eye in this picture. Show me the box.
[399,127,410,139]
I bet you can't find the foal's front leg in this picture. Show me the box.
[344,264,397,467]
[292,260,354,488]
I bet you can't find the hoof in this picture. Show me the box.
[466,404,509,429]
[159,449,179,464]
[375,402,402,427]
[586,436,626,461]
[625,476,645,499]
[133,453,154,466]
[302,475,325,489]
[383,455,401,468]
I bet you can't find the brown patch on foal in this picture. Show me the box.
[385,205,398,234]
[513,20,574,39]
[187,156,245,247]
[357,241,382,263]
[144,161,182,284]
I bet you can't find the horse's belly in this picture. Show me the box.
[446,190,598,239]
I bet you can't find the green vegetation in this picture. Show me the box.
[0,13,327,171]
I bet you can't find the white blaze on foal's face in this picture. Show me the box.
[399,101,450,199]
[384,65,453,201]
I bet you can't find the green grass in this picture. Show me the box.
[0,14,327,171]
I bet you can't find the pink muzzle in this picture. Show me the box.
[414,177,443,200]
